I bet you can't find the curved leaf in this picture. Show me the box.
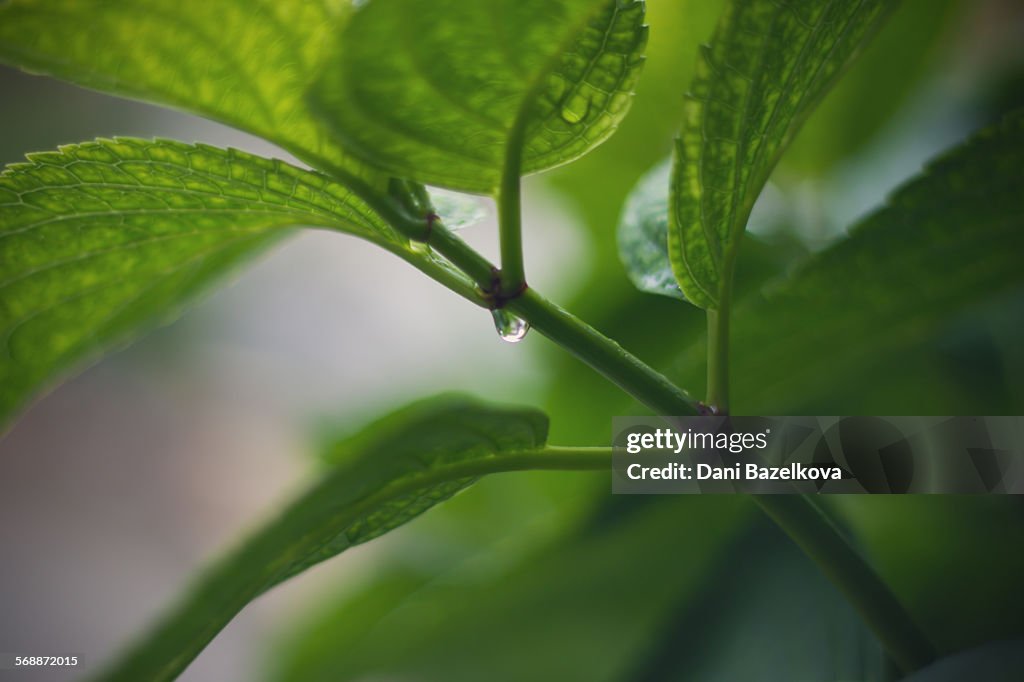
[675,112,1024,412]
[616,159,685,300]
[0,0,361,175]
[309,0,648,193]
[669,0,896,308]
[271,496,751,682]
[617,158,803,302]
[94,395,549,682]
[0,137,417,426]
[781,0,963,176]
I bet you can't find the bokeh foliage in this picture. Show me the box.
[1,0,1023,680]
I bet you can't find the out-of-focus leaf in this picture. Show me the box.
[897,639,1024,682]
[0,0,367,176]
[673,112,1024,413]
[617,158,805,302]
[0,137,434,427]
[427,189,487,232]
[627,519,886,681]
[669,0,896,308]
[781,0,963,177]
[617,159,684,299]
[94,395,550,682]
[309,0,647,193]
[271,496,752,682]
[833,496,1024,655]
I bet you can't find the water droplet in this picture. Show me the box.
[491,309,530,343]
[560,91,591,124]
[408,238,430,254]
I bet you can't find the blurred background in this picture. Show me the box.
[1,0,1024,680]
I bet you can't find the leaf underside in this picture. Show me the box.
[310,0,648,193]
[670,0,895,308]
[94,395,549,682]
[616,159,685,300]
[0,137,402,427]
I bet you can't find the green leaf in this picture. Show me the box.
[617,159,685,300]
[669,0,897,308]
[675,112,1024,413]
[898,639,1024,682]
[271,496,751,682]
[309,0,648,193]
[427,189,487,232]
[0,137,412,427]
[617,158,807,303]
[627,519,886,682]
[543,0,725,271]
[0,0,360,176]
[780,0,963,177]
[94,395,549,682]
[834,496,1024,655]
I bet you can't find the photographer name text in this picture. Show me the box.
[621,428,843,482]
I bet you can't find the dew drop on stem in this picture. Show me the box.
[491,308,530,343]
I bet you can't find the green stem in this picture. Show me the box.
[705,251,934,672]
[390,200,936,675]
[705,258,734,413]
[382,241,485,306]
[428,223,496,287]
[705,307,729,412]
[410,220,700,416]
[497,154,526,296]
[509,289,700,416]
[754,496,937,673]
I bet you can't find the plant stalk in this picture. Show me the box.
[704,264,936,673]
[384,242,484,305]
[396,203,937,675]
[705,307,729,413]
[411,220,700,416]
[509,289,700,416]
[497,156,526,296]
[705,250,737,413]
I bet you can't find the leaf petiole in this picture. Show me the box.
[497,140,527,298]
